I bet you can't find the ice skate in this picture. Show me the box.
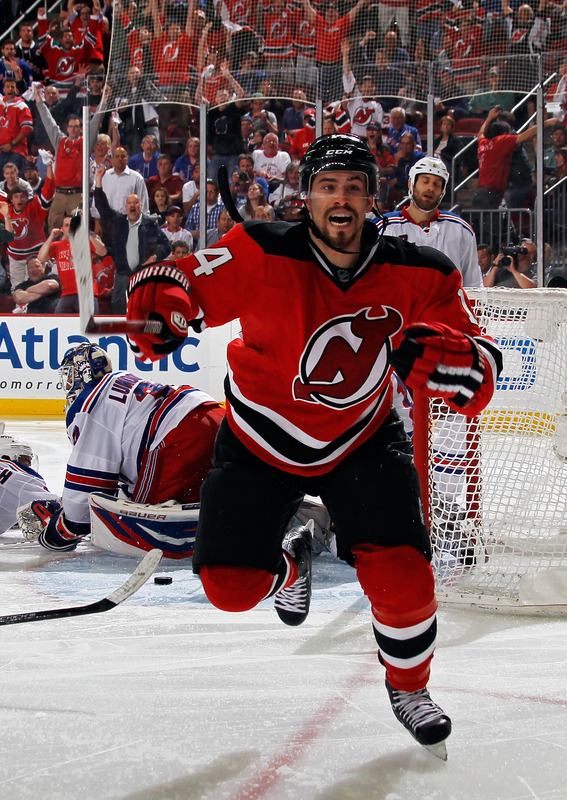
[274,519,313,626]
[385,679,451,760]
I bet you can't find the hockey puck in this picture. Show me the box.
[154,576,173,585]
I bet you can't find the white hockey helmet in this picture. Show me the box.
[408,156,450,206]
[0,434,35,468]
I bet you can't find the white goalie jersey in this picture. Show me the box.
[0,460,59,535]
[63,371,216,527]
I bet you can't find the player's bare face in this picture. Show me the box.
[307,171,373,259]
[412,174,444,211]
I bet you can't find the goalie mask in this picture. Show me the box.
[59,342,113,409]
[0,434,37,469]
[408,157,449,211]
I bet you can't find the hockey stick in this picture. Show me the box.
[0,548,162,626]
[217,164,243,223]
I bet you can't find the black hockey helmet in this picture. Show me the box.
[299,133,379,196]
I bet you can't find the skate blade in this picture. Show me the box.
[422,741,448,761]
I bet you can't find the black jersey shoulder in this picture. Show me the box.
[241,219,312,261]
[378,233,458,276]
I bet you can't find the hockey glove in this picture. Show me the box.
[37,508,89,552]
[126,262,192,362]
[16,499,62,541]
[390,323,487,413]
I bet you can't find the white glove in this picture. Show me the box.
[38,148,54,166]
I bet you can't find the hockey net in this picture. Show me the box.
[414,288,567,613]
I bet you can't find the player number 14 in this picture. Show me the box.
[192,247,233,277]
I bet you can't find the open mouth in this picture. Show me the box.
[327,211,354,227]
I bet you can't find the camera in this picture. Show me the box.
[500,245,527,267]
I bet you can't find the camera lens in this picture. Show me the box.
[501,256,511,267]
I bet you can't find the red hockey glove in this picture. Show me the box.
[126,262,192,362]
[390,323,488,412]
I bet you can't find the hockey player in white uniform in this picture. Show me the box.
[0,430,61,537]
[375,157,483,289]
[28,343,224,555]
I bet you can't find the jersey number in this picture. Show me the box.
[192,247,233,277]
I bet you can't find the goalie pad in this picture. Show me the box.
[89,493,199,559]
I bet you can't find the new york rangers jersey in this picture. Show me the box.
[375,207,483,288]
[0,459,58,534]
[175,220,498,476]
[63,372,216,526]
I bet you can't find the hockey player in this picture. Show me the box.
[32,343,224,554]
[0,429,60,537]
[124,133,502,759]
[375,157,483,289]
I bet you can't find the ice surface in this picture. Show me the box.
[1,421,566,800]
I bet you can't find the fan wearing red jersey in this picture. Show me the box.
[125,134,502,760]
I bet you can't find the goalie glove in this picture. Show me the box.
[126,262,192,362]
[37,508,90,552]
[390,322,492,416]
[16,499,62,542]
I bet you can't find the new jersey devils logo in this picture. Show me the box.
[293,307,402,408]
[11,218,28,239]
[163,43,180,62]
[56,56,76,77]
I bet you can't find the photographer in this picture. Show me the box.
[483,238,537,289]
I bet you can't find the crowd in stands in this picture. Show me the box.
[1,0,567,313]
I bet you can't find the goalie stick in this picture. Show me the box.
[0,548,162,626]
[217,164,244,223]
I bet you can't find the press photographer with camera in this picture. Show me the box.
[482,238,537,289]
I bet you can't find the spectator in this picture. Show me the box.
[203,86,246,181]
[366,122,396,211]
[0,39,32,94]
[386,107,423,154]
[36,4,100,97]
[149,0,198,102]
[484,238,538,288]
[146,153,184,206]
[240,114,255,153]
[0,195,14,291]
[433,115,463,174]
[12,255,61,313]
[252,132,291,188]
[281,90,309,141]
[289,109,317,160]
[28,80,83,154]
[185,178,225,248]
[34,85,86,228]
[150,187,171,224]
[15,20,47,84]
[292,1,317,96]
[94,170,171,313]
[544,122,567,171]
[170,239,191,259]
[249,92,279,136]
[114,65,163,153]
[259,0,295,94]
[181,163,201,215]
[472,106,556,210]
[101,145,150,214]
[161,205,193,251]
[468,66,516,117]
[0,162,33,200]
[90,132,112,183]
[173,137,200,182]
[302,0,369,104]
[240,181,269,220]
[477,242,497,286]
[382,29,410,68]
[378,1,410,48]
[432,67,469,122]
[0,77,33,174]
[234,50,266,99]
[254,204,276,220]
[236,153,269,197]
[128,134,161,181]
[23,161,43,196]
[37,215,107,313]
[205,208,235,247]
[269,160,300,206]
[341,40,383,140]
[4,161,54,290]
[366,51,408,110]
[388,132,426,207]
[69,1,105,62]
[546,145,567,188]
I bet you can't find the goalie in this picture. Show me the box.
[26,343,224,556]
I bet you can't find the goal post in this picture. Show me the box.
[414,287,567,614]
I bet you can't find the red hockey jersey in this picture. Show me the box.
[175,221,499,476]
[6,175,54,261]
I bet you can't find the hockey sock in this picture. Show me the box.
[200,552,298,612]
[352,544,438,692]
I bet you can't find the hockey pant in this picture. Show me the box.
[132,402,225,505]
[194,414,437,692]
